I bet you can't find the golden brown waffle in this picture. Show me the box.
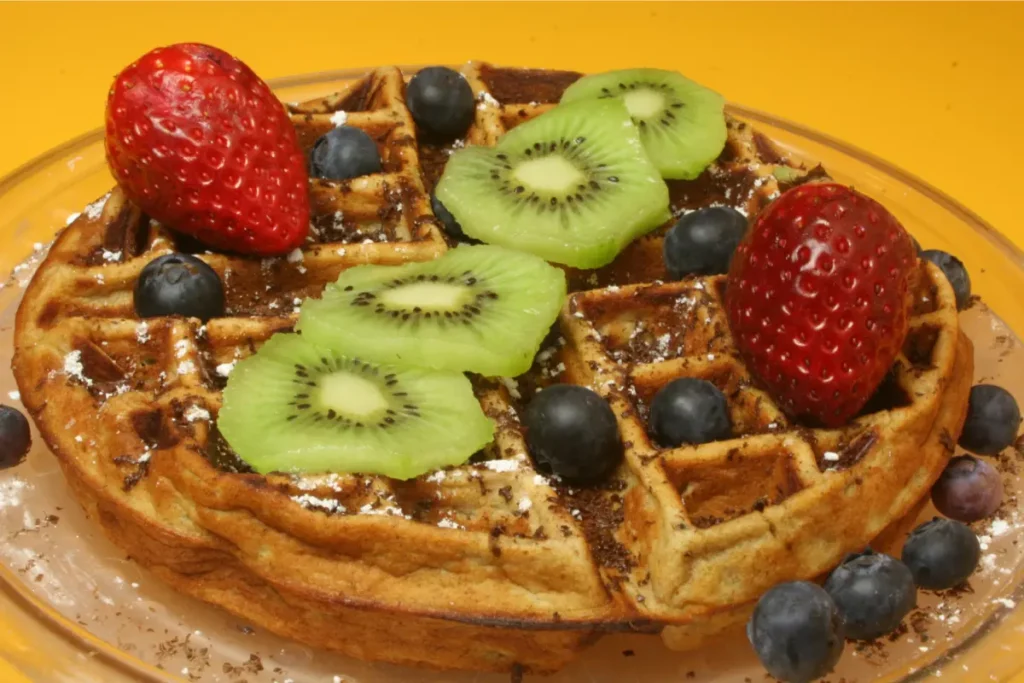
[12,63,973,674]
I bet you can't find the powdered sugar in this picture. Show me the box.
[498,376,521,399]
[477,91,500,109]
[83,194,110,220]
[177,360,195,375]
[437,517,463,529]
[292,494,345,513]
[517,497,532,512]
[136,322,150,344]
[183,405,211,423]
[330,110,348,127]
[63,350,92,386]
[215,361,237,378]
[425,470,448,484]
[286,248,305,264]
[480,459,519,473]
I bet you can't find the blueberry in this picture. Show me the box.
[747,581,845,683]
[920,249,971,310]
[931,455,1003,523]
[525,385,622,484]
[902,518,980,590]
[406,66,475,141]
[823,549,916,641]
[663,206,748,278]
[431,193,465,240]
[134,254,225,321]
[959,384,1021,455]
[0,405,31,469]
[309,126,383,180]
[649,378,731,448]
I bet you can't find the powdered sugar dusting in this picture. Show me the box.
[183,405,210,423]
[83,194,110,220]
[292,494,345,513]
[136,322,150,344]
[215,361,237,378]
[63,350,92,386]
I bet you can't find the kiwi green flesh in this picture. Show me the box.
[217,333,494,480]
[561,68,727,181]
[297,244,567,377]
[435,98,670,269]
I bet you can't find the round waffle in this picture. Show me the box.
[11,63,973,674]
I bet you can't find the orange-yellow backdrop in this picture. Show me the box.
[0,2,1023,248]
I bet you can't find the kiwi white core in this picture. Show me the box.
[318,373,388,418]
[512,156,584,193]
[623,89,666,119]
[380,282,470,310]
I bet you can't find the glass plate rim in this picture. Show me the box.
[1,65,1023,683]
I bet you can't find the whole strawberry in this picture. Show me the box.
[105,43,309,255]
[726,183,917,427]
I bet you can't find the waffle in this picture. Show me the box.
[11,63,973,674]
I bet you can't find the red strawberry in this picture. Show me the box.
[726,183,917,427]
[105,43,309,255]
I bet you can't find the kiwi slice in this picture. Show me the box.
[217,333,494,479]
[434,98,670,269]
[561,69,727,180]
[297,244,566,377]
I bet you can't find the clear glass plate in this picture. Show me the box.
[0,69,1023,683]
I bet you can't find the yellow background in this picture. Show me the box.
[0,2,1023,248]
[0,2,1022,680]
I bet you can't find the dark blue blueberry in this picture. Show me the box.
[921,249,971,310]
[525,385,622,484]
[649,378,731,448]
[0,405,31,469]
[959,384,1021,455]
[931,455,1003,522]
[431,193,465,240]
[309,126,382,180]
[747,581,845,683]
[823,549,916,641]
[134,254,225,322]
[663,206,748,279]
[901,518,980,590]
[406,66,475,141]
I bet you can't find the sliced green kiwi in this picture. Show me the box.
[217,333,494,479]
[560,69,727,180]
[434,98,670,269]
[297,244,566,377]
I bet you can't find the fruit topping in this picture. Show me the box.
[524,385,622,484]
[218,333,494,479]
[901,518,981,590]
[931,455,1004,523]
[726,183,917,427]
[298,245,566,377]
[430,193,468,241]
[309,126,383,180]
[958,384,1021,455]
[405,66,475,141]
[747,581,845,683]
[663,206,747,278]
[920,249,971,310]
[435,98,670,269]
[105,43,309,256]
[560,69,727,180]
[0,406,31,469]
[134,254,225,321]
[823,549,916,641]
[648,378,731,448]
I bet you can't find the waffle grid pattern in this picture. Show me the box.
[12,63,973,673]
